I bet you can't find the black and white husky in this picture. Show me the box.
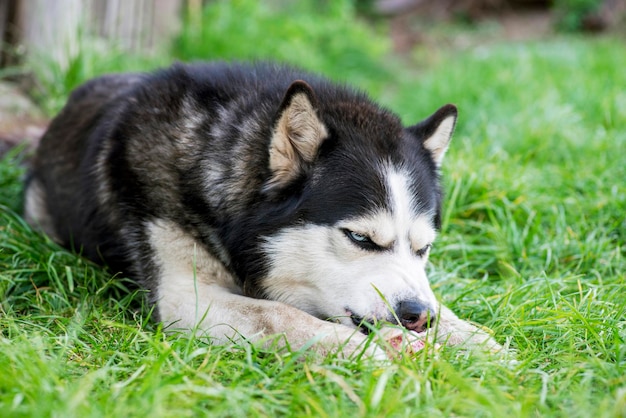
[24,62,501,358]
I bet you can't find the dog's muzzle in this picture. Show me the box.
[349,300,436,334]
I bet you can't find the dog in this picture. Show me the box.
[24,62,501,358]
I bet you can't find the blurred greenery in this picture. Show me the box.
[173,0,391,94]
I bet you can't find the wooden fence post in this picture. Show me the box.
[2,0,184,68]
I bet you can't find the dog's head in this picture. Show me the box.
[247,81,456,333]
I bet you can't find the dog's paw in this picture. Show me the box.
[308,322,388,360]
[430,305,507,355]
[377,327,440,359]
[387,332,426,353]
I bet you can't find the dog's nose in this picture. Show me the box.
[398,301,435,333]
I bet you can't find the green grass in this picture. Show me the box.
[1,1,625,416]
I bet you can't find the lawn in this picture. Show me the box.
[1,1,625,417]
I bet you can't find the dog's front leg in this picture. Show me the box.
[147,219,384,358]
[157,282,385,359]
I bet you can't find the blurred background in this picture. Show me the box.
[3,0,625,64]
[1,0,625,153]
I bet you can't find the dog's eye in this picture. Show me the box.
[347,231,368,242]
[343,229,384,251]
[414,244,432,257]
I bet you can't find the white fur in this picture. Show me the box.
[385,168,437,253]
[423,115,455,167]
[23,179,59,242]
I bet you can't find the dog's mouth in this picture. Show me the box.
[348,311,391,335]
[351,315,373,335]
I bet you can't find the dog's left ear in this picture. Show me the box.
[408,104,457,168]
[265,80,328,191]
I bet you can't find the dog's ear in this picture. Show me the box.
[408,104,457,168]
[265,80,328,191]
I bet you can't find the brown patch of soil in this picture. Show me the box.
[388,8,554,53]
[0,82,48,157]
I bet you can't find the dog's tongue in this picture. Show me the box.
[379,327,433,358]
[387,333,426,354]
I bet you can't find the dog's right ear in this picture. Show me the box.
[408,104,457,168]
[265,80,328,192]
